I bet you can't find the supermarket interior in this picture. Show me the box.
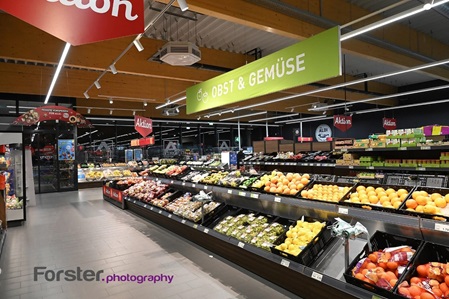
[2,1,449,298]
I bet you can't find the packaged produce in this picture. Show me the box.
[252,170,310,196]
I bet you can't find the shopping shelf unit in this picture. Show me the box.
[103,173,449,299]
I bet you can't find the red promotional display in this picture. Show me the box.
[0,0,144,46]
[333,115,352,132]
[134,115,153,137]
[130,137,155,147]
[383,117,397,130]
[264,137,284,141]
[297,137,313,142]
[12,106,92,127]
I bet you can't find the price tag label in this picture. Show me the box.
[399,147,407,151]
[372,295,382,299]
[250,193,259,199]
[204,186,208,190]
[182,182,186,186]
[168,214,172,218]
[170,180,174,184]
[435,223,449,232]
[365,148,373,151]
[311,272,323,282]
[316,163,321,167]
[338,207,349,215]
[420,146,431,150]
[237,242,245,248]
[417,167,426,171]
[192,184,196,188]
[341,148,348,152]
[193,224,198,229]
[227,190,233,194]
[133,200,136,204]
[281,163,285,166]
[368,166,374,170]
[181,219,186,224]
[150,207,153,211]
[274,197,282,203]
[349,166,354,169]
[144,204,147,208]
[280,259,290,268]
[238,192,246,197]
[204,228,209,234]
[158,210,162,214]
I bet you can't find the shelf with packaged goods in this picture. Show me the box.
[124,197,376,299]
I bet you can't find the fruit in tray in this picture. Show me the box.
[351,246,416,291]
[149,165,160,171]
[6,195,22,210]
[165,193,193,213]
[86,171,103,180]
[112,170,122,177]
[165,165,188,177]
[214,213,284,251]
[404,191,449,216]
[209,160,221,167]
[153,165,169,174]
[218,171,251,187]
[252,171,310,196]
[122,180,169,202]
[102,163,115,167]
[200,171,229,185]
[128,161,138,168]
[122,170,132,177]
[345,186,409,209]
[117,178,143,188]
[274,220,324,256]
[397,262,449,299]
[300,184,351,202]
[240,176,259,189]
[151,192,174,208]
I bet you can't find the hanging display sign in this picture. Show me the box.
[315,124,332,142]
[134,115,153,137]
[0,0,144,46]
[12,106,93,127]
[186,27,341,114]
[333,115,352,132]
[383,117,397,130]
[130,137,155,147]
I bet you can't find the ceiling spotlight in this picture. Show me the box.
[133,39,144,52]
[290,108,294,112]
[110,110,113,115]
[209,122,213,126]
[322,111,327,115]
[133,111,136,116]
[110,64,118,74]
[94,80,101,89]
[423,3,432,10]
[197,116,201,120]
[186,126,190,130]
[177,0,189,11]
[143,101,148,107]
[87,108,91,114]
[175,107,180,113]
[83,92,90,99]
[231,109,235,113]
[205,115,210,118]
[109,99,113,104]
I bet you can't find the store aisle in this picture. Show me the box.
[0,190,301,299]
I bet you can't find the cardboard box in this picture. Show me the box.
[353,139,370,148]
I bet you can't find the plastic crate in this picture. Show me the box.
[399,186,449,221]
[270,216,333,266]
[394,241,449,298]
[340,183,415,212]
[344,231,423,299]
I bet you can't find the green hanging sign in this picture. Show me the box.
[186,26,341,114]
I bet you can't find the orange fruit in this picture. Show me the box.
[411,277,422,285]
[412,191,420,199]
[421,291,436,299]
[440,282,449,293]
[366,262,377,270]
[387,261,398,270]
[368,253,378,263]
[408,285,422,297]
[445,193,449,203]
[362,269,369,276]
[406,199,418,209]
[398,287,410,297]
[445,276,449,286]
[378,262,387,270]
[355,273,365,280]
[432,288,443,298]
[416,195,428,206]
[369,195,379,204]
[435,197,447,208]
[417,265,428,277]
[300,177,309,185]
[430,193,442,201]
[390,278,398,286]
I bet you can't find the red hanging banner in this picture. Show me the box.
[134,115,153,137]
[0,0,144,46]
[12,106,93,127]
[383,117,397,130]
[333,115,352,132]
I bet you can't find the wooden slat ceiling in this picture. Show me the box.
[1,0,449,123]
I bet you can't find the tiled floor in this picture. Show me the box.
[0,189,301,299]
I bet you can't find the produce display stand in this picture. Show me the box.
[0,189,6,259]
[102,182,125,209]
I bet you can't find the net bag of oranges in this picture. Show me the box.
[351,246,416,290]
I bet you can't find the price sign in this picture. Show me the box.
[192,184,196,188]
[158,210,162,214]
[150,207,153,211]
[193,224,198,229]
[168,214,172,218]
[204,186,208,190]
[316,163,321,167]
[182,182,186,186]
[144,204,147,208]
[338,207,349,215]
[204,228,209,234]
[341,148,348,152]
[399,147,407,151]
[435,223,449,232]
[417,167,426,171]
[420,146,431,150]
[181,219,186,224]
[170,180,174,184]
[274,197,282,203]
[238,192,247,197]
[250,193,259,199]
[349,166,354,169]
[280,259,290,268]
[365,148,373,151]
[368,166,374,170]
[227,190,233,194]
[133,200,136,204]
[311,272,323,282]
[237,242,245,248]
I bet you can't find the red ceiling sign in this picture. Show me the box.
[130,137,155,147]
[134,115,153,137]
[333,115,352,132]
[383,117,397,130]
[12,106,93,127]
[0,0,145,45]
